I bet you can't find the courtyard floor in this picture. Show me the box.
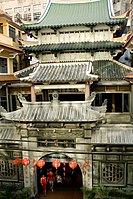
[38,186,83,199]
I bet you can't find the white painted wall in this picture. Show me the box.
[38,25,113,44]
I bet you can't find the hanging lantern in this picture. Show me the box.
[36,159,45,168]
[52,159,61,169]
[69,160,77,170]
[22,158,30,166]
[12,157,21,166]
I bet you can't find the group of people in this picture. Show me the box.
[40,170,62,197]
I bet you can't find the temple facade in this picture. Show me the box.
[0,0,133,198]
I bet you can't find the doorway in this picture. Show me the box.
[37,153,82,194]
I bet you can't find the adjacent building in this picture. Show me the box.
[0,0,48,23]
[113,0,130,15]
[0,0,130,23]
[0,10,25,111]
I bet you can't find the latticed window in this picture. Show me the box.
[102,163,123,183]
[0,160,17,177]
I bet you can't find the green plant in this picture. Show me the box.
[0,185,31,199]
[83,186,111,199]
[82,186,133,199]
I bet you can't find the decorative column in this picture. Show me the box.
[29,137,38,198]
[20,124,31,189]
[31,84,36,102]
[85,82,90,100]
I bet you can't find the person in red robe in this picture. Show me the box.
[40,175,47,196]
[47,171,55,191]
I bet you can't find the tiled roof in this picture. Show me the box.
[1,94,106,122]
[15,63,38,78]
[15,60,133,83]
[92,124,133,144]
[21,1,127,30]
[21,41,123,53]
[17,62,99,83]
[0,125,19,143]
[93,60,133,81]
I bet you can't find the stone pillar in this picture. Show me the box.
[85,82,90,100]
[82,155,92,199]
[29,137,38,198]
[131,84,133,123]
[20,125,31,189]
[31,84,36,102]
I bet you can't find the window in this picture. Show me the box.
[0,57,8,73]
[0,160,17,178]
[23,13,31,21]
[33,12,41,20]
[102,163,123,183]
[9,26,15,42]
[0,23,3,34]
[23,6,31,12]
[5,8,12,15]
[43,3,47,9]
[14,7,22,13]
[33,4,41,11]
[93,93,129,113]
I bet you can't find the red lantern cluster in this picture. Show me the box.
[69,160,77,170]
[22,158,30,166]
[52,159,61,169]
[36,159,45,168]
[12,157,21,166]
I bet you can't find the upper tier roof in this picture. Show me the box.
[21,0,127,30]
[15,60,133,83]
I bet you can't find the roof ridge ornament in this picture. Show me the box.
[17,93,27,103]
[0,106,7,113]
[52,91,59,102]
[86,92,96,103]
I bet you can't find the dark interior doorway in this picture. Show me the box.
[37,156,82,194]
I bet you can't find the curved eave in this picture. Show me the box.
[21,41,124,53]
[21,19,127,31]
[1,107,104,123]
[20,77,98,84]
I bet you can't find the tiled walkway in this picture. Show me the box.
[39,187,83,199]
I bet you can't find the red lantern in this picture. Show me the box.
[22,158,30,166]
[36,159,45,168]
[12,157,21,166]
[52,159,61,169]
[69,160,77,170]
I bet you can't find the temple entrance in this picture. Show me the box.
[37,153,83,198]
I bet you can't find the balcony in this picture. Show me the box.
[0,33,13,46]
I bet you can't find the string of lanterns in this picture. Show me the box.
[12,158,90,176]
[12,157,78,171]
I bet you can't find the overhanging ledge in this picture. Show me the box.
[35,84,85,90]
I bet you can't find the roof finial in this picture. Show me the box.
[52,91,59,101]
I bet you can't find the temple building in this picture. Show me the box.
[1,0,133,198]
